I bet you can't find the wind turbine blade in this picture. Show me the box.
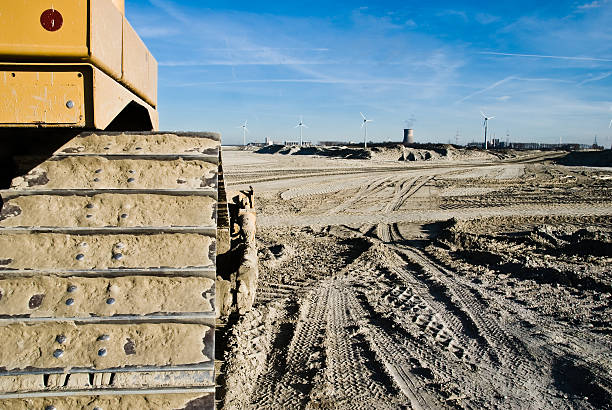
[303,124,309,128]
[361,122,365,128]
[295,124,300,128]
[489,116,495,120]
[360,112,366,120]
[480,111,487,118]
[609,119,612,128]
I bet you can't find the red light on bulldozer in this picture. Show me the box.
[40,9,63,32]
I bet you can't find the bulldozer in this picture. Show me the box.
[0,0,257,408]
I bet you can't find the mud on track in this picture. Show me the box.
[218,149,612,409]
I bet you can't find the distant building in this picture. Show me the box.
[265,137,274,146]
[403,129,414,144]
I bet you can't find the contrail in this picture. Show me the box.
[480,51,612,62]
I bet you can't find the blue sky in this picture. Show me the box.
[127,0,612,145]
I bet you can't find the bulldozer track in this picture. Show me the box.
[0,132,219,406]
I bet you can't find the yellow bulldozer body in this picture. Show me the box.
[0,0,158,130]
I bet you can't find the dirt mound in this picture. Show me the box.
[256,144,501,162]
[555,150,612,167]
[256,145,371,159]
[434,217,612,292]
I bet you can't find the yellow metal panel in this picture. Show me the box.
[0,0,88,58]
[122,19,158,107]
[0,70,85,126]
[93,65,158,130]
[111,0,126,15]
[90,0,123,79]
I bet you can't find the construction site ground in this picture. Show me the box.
[217,147,612,410]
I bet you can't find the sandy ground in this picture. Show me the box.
[218,147,612,409]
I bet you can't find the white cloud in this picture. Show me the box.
[480,51,612,62]
[578,71,612,85]
[577,1,601,9]
[475,13,500,25]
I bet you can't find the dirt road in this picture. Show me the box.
[218,148,612,409]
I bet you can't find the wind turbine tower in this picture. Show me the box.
[295,116,308,146]
[361,112,373,148]
[480,111,495,150]
[239,120,248,146]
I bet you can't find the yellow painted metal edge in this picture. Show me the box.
[0,63,157,131]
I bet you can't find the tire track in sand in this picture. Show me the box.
[251,286,329,408]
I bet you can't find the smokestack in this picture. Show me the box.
[403,129,414,145]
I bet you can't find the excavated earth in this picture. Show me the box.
[218,147,612,409]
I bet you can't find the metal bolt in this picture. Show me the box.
[120,214,128,219]
[76,254,85,261]
[53,349,64,358]
[135,147,142,150]
[127,178,135,183]
[66,100,74,109]
[65,298,75,306]
[55,335,66,344]
[86,214,93,219]
[115,242,125,249]
[93,407,103,410]
[106,298,116,305]
[93,178,100,182]
[45,406,56,410]
[112,253,123,261]
[67,285,77,293]
[95,169,102,174]
[81,242,88,248]
[97,334,110,341]
[86,203,94,209]
[98,348,107,357]
[128,170,135,174]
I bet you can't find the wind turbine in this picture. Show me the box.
[480,111,495,150]
[238,120,248,146]
[295,116,308,146]
[360,112,373,148]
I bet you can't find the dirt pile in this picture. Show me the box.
[256,144,501,162]
[555,150,612,167]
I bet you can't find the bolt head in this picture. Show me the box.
[97,334,110,341]
[66,100,74,109]
[67,285,77,293]
[53,349,64,358]
[106,297,116,305]
[65,298,75,306]
[55,335,66,344]
[98,348,107,357]
[76,254,85,261]
[112,253,123,261]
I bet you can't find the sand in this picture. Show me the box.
[217,147,612,409]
